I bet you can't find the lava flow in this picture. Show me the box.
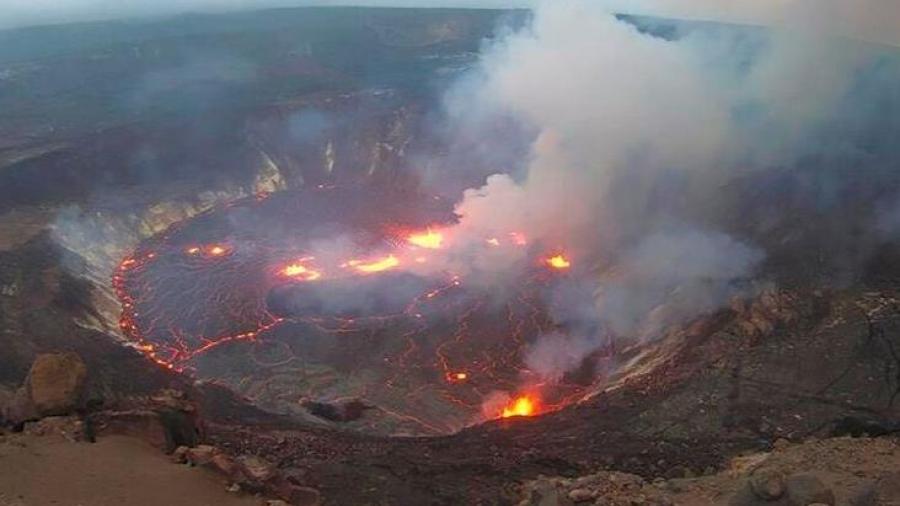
[345,254,401,274]
[407,228,444,249]
[281,257,322,281]
[113,186,594,435]
[501,395,539,418]
[545,254,572,270]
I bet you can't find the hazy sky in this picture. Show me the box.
[2,0,898,47]
[0,0,533,30]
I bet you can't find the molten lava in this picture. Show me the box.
[206,244,230,257]
[113,186,596,435]
[501,395,538,418]
[546,254,572,270]
[407,229,444,249]
[281,258,322,281]
[347,254,401,274]
[447,372,468,382]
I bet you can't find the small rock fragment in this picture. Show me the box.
[186,444,218,466]
[568,488,594,502]
[171,445,189,464]
[238,455,277,483]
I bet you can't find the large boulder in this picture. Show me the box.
[26,352,87,417]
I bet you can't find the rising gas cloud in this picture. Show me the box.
[429,0,900,383]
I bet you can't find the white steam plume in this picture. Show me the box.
[434,0,897,384]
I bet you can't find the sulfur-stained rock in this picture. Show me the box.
[26,352,87,417]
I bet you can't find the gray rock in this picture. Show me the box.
[1,388,37,425]
[170,445,189,464]
[750,469,786,500]
[847,481,877,506]
[729,481,787,506]
[568,488,594,502]
[876,472,900,503]
[286,486,321,506]
[238,455,277,483]
[524,481,573,506]
[785,474,834,506]
[186,444,218,465]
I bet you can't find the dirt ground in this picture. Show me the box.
[519,436,900,505]
[0,433,262,506]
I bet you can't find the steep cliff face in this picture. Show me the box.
[0,88,435,403]
[0,7,495,419]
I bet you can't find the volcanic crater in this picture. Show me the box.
[2,6,900,505]
[112,183,599,435]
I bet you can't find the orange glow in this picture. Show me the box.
[546,254,571,270]
[186,247,201,255]
[206,245,230,257]
[509,232,527,246]
[281,258,322,281]
[408,229,444,249]
[348,255,400,274]
[501,395,538,418]
[448,372,468,382]
[486,238,501,247]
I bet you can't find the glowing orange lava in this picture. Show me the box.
[407,229,444,249]
[347,255,400,274]
[281,258,322,281]
[501,395,538,418]
[206,244,230,257]
[448,372,468,382]
[546,254,571,270]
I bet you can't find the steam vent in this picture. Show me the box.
[1,3,899,505]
